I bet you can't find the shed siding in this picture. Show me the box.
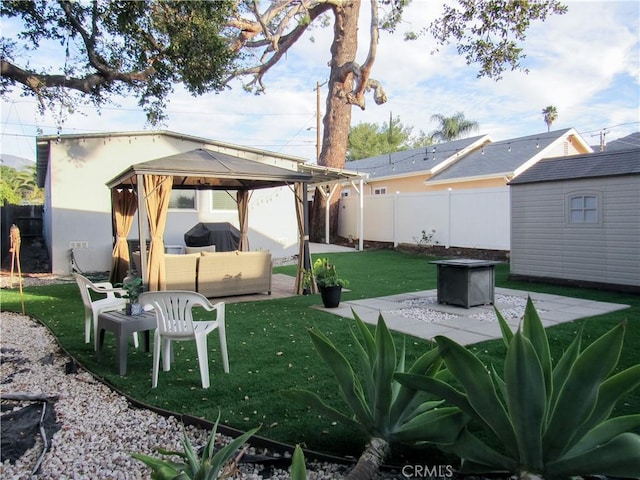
[511,175,640,288]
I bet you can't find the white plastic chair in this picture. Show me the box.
[138,290,229,389]
[72,273,138,350]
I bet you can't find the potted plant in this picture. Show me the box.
[312,257,349,308]
[119,273,144,315]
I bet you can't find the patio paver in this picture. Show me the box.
[315,287,629,345]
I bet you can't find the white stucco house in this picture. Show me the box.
[36,131,326,275]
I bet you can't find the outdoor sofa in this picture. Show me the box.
[131,250,272,298]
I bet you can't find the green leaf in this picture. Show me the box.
[522,297,552,401]
[504,331,545,470]
[373,314,396,432]
[281,389,362,431]
[566,415,640,456]
[494,305,513,347]
[290,445,307,480]
[436,335,517,454]
[308,327,374,431]
[352,309,376,362]
[546,432,640,478]
[549,325,583,420]
[577,364,640,436]
[390,407,466,444]
[394,373,473,418]
[130,453,183,479]
[452,429,519,473]
[490,364,507,401]
[181,428,200,475]
[350,323,376,404]
[543,322,625,460]
[207,426,259,478]
[390,347,442,427]
[391,338,407,404]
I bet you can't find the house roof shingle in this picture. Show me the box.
[427,129,579,183]
[346,135,488,179]
[508,147,640,185]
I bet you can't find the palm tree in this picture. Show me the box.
[542,105,558,132]
[429,112,479,143]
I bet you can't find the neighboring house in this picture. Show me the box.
[343,128,593,196]
[342,135,490,196]
[36,131,311,275]
[425,129,592,191]
[338,129,593,249]
[509,148,640,292]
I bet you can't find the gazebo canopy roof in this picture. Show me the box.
[106,148,313,190]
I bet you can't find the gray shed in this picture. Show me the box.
[509,148,640,292]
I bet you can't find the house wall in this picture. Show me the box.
[510,175,640,288]
[425,177,508,192]
[45,134,299,274]
[339,187,510,250]
[346,174,432,195]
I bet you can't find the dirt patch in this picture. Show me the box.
[335,237,509,262]
[396,243,510,262]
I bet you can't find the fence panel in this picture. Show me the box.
[338,187,510,250]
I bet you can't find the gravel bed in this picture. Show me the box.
[387,294,545,324]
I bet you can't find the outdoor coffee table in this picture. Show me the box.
[96,309,157,375]
[430,259,500,309]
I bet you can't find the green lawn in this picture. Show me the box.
[2,249,638,463]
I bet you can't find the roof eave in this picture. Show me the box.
[425,171,514,186]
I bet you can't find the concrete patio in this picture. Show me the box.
[317,287,630,345]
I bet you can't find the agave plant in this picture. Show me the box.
[290,444,307,480]
[131,413,259,479]
[283,310,467,480]
[396,297,640,479]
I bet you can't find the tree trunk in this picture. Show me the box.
[310,0,360,243]
[345,436,390,480]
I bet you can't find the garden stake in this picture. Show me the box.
[9,224,25,314]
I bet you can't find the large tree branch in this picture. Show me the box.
[225,2,333,89]
[1,59,154,95]
[348,0,379,108]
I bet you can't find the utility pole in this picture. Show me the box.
[591,129,609,152]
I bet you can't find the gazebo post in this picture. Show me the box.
[303,181,311,274]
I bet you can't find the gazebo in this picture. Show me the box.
[105,148,365,295]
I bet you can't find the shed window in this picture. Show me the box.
[211,191,237,211]
[569,195,598,223]
[169,189,196,210]
[373,187,387,195]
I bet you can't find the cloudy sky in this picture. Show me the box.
[1,0,638,163]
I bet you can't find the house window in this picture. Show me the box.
[569,194,598,223]
[211,190,237,211]
[373,187,387,195]
[341,189,350,197]
[169,189,196,210]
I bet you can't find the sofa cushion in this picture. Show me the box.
[197,251,272,298]
[164,253,199,291]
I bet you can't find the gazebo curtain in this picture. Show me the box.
[109,188,137,285]
[144,175,173,291]
[293,183,315,294]
[237,190,250,251]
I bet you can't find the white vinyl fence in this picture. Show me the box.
[338,187,510,250]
